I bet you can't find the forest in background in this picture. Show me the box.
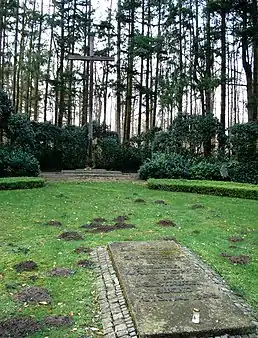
[0,0,257,142]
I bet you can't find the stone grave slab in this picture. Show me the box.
[108,241,256,337]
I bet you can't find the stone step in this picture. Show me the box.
[61,169,122,175]
[41,173,125,178]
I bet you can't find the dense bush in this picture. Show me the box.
[189,162,222,181]
[0,148,40,177]
[0,177,45,190]
[147,179,258,200]
[227,161,258,184]
[0,88,13,140]
[230,122,258,162]
[139,153,191,180]
[7,114,36,153]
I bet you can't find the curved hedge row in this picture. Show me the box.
[147,179,258,200]
[0,177,45,190]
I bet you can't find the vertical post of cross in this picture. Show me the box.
[88,35,94,167]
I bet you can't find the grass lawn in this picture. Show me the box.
[0,181,257,337]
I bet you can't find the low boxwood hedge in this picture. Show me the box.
[0,177,46,190]
[147,179,258,200]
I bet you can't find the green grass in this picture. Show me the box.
[0,181,257,337]
[148,178,258,200]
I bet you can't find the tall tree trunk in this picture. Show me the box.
[138,0,145,135]
[12,0,19,108]
[58,0,65,127]
[43,3,55,122]
[123,2,135,142]
[33,0,44,121]
[145,0,151,131]
[153,0,161,127]
[220,8,226,149]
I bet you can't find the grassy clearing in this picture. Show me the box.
[0,181,257,337]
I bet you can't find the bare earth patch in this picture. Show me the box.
[49,267,74,277]
[80,221,103,229]
[220,253,250,265]
[57,231,83,241]
[113,215,129,222]
[88,223,136,233]
[92,218,107,223]
[77,259,94,268]
[14,286,52,304]
[74,246,92,254]
[0,316,40,338]
[46,220,62,227]
[154,200,167,205]
[13,261,38,273]
[43,315,73,328]
[134,198,146,203]
[228,236,244,243]
[157,219,177,227]
[228,255,250,265]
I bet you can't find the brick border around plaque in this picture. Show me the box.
[91,247,137,338]
[91,244,258,338]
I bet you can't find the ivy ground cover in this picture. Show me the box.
[0,181,257,337]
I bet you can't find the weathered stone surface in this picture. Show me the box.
[109,241,256,338]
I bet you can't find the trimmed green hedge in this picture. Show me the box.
[0,177,45,190]
[147,179,258,200]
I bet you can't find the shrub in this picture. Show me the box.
[0,148,40,177]
[230,122,258,162]
[227,161,258,184]
[139,153,191,180]
[0,88,13,139]
[7,114,36,153]
[189,161,222,181]
[0,177,45,190]
[147,179,258,200]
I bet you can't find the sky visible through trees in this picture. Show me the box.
[0,0,257,139]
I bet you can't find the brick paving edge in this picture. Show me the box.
[91,245,258,338]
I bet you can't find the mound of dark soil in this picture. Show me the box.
[14,286,52,304]
[228,255,250,265]
[43,315,73,327]
[57,232,83,241]
[154,200,167,205]
[80,222,103,229]
[191,204,204,209]
[220,253,250,265]
[13,261,37,273]
[157,219,177,227]
[0,316,40,338]
[88,223,136,233]
[92,218,107,223]
[113,215,129,222]
[228,236,244,243]
[49,267,74,277]
[77,259,94,268]
[74,246,92,254]
[134,198,146,203]
[46,220,62,226]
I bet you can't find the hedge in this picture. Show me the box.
[147,179,258,200]
[0,177,46,190]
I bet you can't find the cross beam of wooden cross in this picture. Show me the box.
[67,36,115,167]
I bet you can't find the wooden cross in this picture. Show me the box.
[67,36,115,167]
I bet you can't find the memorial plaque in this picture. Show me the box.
[109,241,256,337]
